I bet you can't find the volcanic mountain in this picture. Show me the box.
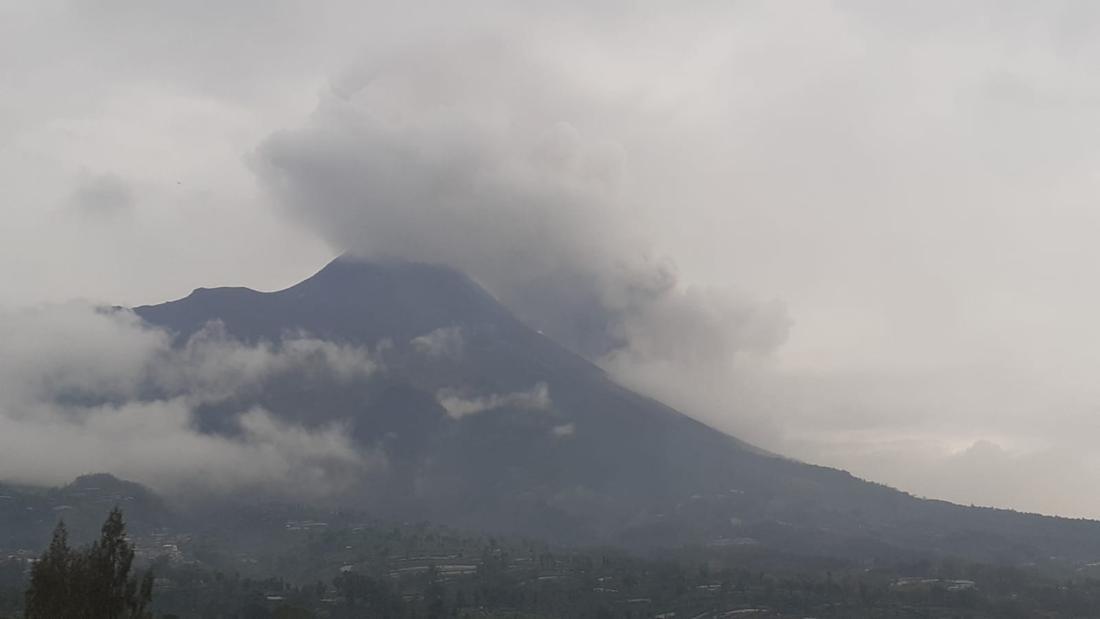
[132,256,1100,564]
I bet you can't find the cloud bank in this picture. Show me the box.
[0,304,381,497]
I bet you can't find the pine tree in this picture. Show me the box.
[25,520,73,618]
[84,508,136,618]
[24,508,153,619]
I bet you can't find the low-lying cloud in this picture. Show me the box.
[410,326,465,359]
[0,303,382,497]
[437,382,551,419]
[551,422,576,438]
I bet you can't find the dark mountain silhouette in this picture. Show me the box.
[131,256,1100,564]
[0,474,169,550]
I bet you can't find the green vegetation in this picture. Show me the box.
[23,508,153,619]
[8,511,1100,617]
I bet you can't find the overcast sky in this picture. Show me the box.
[6,0,1100,517]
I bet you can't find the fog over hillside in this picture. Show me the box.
[6,1,1100,519]
[0,303,381,494]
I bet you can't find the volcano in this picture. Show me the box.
[132,255,1100,563]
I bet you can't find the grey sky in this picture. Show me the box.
[5,0,1100,517]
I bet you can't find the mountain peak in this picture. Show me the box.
[65,472,148,495]
[136,255,518,345]
[290,254,489,302]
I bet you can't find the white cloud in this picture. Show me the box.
[0,303,382,497]
[437,382,551,419]
[551,422,576,438]
[151,320,380,403]
[410,326,465,359]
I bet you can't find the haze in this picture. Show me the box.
[4,1,1100,517]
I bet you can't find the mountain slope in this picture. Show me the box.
[0,474,170,550]
[134,256,1100,564]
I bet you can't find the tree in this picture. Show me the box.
[25,508,153,619]
[24,521,72,618]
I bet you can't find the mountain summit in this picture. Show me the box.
[134,256,1100,562]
